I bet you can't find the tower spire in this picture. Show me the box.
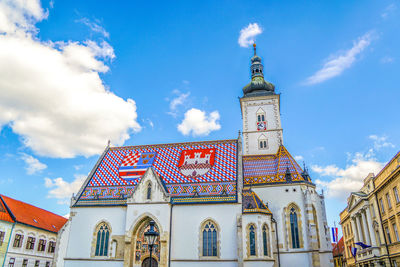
[242,44,275,97]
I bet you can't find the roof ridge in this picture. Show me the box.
[110,139,237,150]
[1,194,65,218]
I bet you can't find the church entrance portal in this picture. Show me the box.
[141,257,158,267]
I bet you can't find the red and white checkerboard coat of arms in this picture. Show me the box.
[178,149,215,178]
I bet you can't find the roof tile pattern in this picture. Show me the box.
[0,197,14,223]
[242,189,271,214]
[78,140,237,204]
[0,195,67,233]
[243,146,310,185]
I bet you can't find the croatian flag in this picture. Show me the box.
[119,152,157,181]
[332,227,338,243]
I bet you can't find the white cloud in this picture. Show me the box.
[381,4,396,19]
[76,17,109,38]
[304,32,374,85]
[369,134,395,150]
[44,174,86,204]
[380,56,394,64]
[166,89,190,117]
[0,0,48,34]
[313,151,385,200]
[294,155,304,161]
[0,1,141,158]
[238,23,262,48]
[177,108,221,136]
[20,153,47,174]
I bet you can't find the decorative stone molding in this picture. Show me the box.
[198,218,221,259]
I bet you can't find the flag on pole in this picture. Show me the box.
[331,227,338,243]
[355,242,371,249]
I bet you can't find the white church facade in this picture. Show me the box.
[57,45,333,267]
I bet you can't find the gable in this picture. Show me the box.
[0,196,14,223]
[129,168,170,203]
[74,139,238,206]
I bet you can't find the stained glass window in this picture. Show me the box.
[95,223,110,256]
[249,224,256,256]
[202,221,217,256]
[262,225,268,256]
[290,208,300,248]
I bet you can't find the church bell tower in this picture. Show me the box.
[240,44,283,155]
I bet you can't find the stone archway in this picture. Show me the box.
[141,257,158,267]
[124,214,168,267]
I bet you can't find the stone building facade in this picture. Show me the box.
[340,151,400,267]
[57,45,333,267]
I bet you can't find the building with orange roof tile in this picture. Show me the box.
[0,195,67,267]
[332,237,345,267]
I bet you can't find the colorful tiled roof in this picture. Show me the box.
[0,196,14,223]
[243,145,311,185]
[0,195,67,233]
[242,189,271,214]
[75,139,238,205]
[332,237,344,257]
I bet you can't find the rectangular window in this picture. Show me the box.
[0,231,5,246]
[386,226,392,243]
[380,198,385,213]
[8,258,15,267]
[394,187,400,204]
[393,223,400,242]
[387,193,392,209]
[13,234,23,247]
[38,239,46,251]
[22,259,28,267]
[35,260,40,267]
[371,204,376,217]
[26,236,36,250]
[48,241,56,253]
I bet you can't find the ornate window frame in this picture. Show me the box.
[258,134,268,150]
[246,223,258,258]
[285,203,304,249]
[262,223,270,257]
[146,181,152,200]
[199,218,220,259]
[91,220,112,258]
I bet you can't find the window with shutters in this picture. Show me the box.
[48,241,56,253]
[13,234,23,247]
[26,236,35,250]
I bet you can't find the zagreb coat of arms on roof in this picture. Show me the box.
[178,149,215,178]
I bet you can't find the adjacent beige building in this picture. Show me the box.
[340,151,400,267]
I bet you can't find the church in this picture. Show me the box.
[56,45,333,267]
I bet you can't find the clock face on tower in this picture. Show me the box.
[257,121,266,131]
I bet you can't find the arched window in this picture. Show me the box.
[249,224,256,256]
[202,221,217,256]
[146,182,152,200]
[262,225,268,256]
[290,208,300,248]
[258,135,268,150]
[256,108,266,122]
[95,222,110,256]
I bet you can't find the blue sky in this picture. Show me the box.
[0,0,399,235]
